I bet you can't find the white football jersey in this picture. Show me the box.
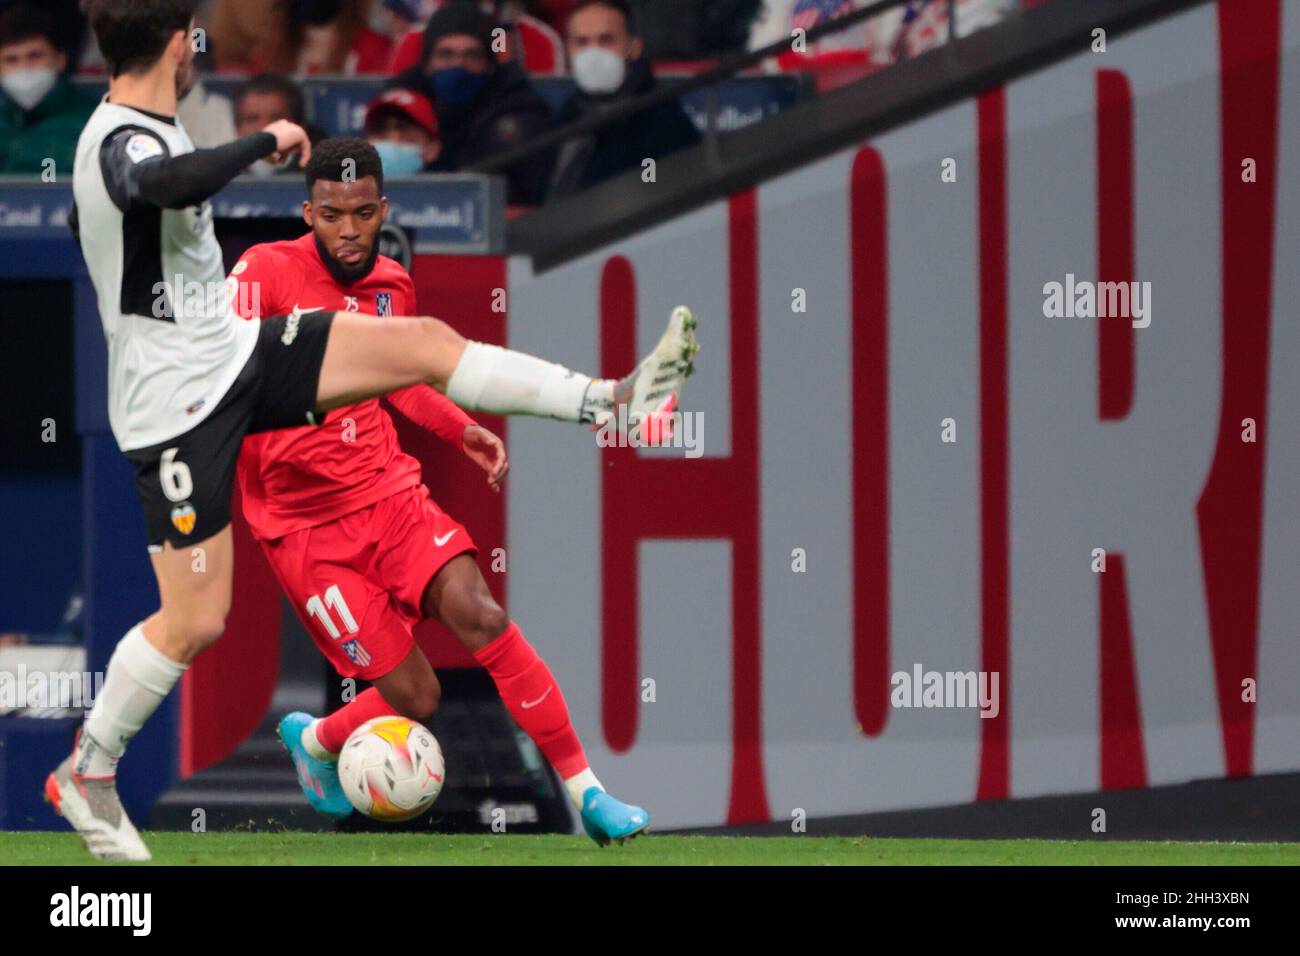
[73,99,258,451]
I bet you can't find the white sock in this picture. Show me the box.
[563,768,604,809]
[301,720,337,761]
[446,341,616,424]
[78,623,188,777]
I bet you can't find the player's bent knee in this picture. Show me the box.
[448,590,508,649]
[478,602,509,641]
[420,316,462,345]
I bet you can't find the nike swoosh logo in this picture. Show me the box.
[291,305,325,317]
[433,530,457,547]
[521,686,553,710]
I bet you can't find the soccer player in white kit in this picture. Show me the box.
[50,0,697,860]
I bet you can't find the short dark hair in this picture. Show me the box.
[81,0,196,77]
[235,73,306,126]
[568,0,638,35]
[306,137,384,196]
[0,4,59,53]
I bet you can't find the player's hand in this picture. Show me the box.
[262,120,312,167]
[462,424,508,492]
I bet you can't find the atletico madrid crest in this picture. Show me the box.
[170,502,197,535]
[376,292,392,317]
[342,639,372,667]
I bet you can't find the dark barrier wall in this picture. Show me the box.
[0,280,80,632]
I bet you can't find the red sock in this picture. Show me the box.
[315,687,400,753]
[474,622,590,779]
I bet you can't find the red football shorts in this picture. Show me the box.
[259,484,476,680]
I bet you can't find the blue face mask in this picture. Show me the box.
[430,66,489,108]
[372,140,426,176]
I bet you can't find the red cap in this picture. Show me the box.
[364,89,439,140]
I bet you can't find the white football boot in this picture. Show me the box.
[604,305,700,441]
[45,748,152,862]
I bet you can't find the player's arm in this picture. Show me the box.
[101,121,311,211]
[388,388,508,490]
[387,385,476,449]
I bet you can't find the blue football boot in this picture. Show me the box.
[276,712,353,820]
[580,787,649,846]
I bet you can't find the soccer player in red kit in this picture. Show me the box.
[231,137,650,844]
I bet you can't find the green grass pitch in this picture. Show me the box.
[1,832,1298,865]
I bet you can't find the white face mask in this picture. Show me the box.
[1,66,57,112]
[571,46,627,96]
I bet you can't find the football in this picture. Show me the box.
[337,717,446,822]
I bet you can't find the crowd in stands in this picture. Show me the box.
[0,0,1029,201]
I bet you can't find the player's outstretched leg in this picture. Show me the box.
[316,305,699,438]
[425,556,649,846]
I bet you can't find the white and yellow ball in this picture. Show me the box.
[338,716,445,822]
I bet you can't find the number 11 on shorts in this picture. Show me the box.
[305,584,358,640]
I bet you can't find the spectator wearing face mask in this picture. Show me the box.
[0,3,97,175]
[363,87,442,175]
[391,1,552,203]
[545,0,699,202]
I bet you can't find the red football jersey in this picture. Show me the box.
[231,233,475,540]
